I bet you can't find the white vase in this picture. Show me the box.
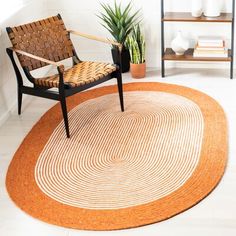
[204,0,221,17]
[192,0,203,17]
[171,31,190,56]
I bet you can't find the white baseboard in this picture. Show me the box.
[164,61,232,69]
[0,101,17,128]
[146,57,233,69]
[0,94,31,128]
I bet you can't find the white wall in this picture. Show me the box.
[0,0,48,124]
[0,0,235,124]
[46,0,234,68]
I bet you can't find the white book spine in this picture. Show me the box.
[193,53,228,58]
[198,42,224,47]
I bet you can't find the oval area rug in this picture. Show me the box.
[6,82,227,230]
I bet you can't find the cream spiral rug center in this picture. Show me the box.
[35,92,204,210]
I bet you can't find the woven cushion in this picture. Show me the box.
[34,61,117,88]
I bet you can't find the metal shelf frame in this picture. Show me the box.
[161,0,235,79]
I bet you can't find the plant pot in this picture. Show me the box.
[191,0,203,17]
[130,62,146,79]
[111,47,130,73]
[204,0,222,17]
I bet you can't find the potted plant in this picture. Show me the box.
[98,1,140,73]
[125,24,146,79]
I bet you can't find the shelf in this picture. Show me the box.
[163,48,232,62]
[160,0,235,78]
[163,12,233,23]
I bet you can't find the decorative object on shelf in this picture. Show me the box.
[98,1,140,73]
[204,0,222,17]
[171,31,190,56]
[125,24,146,78]
[191,0,203,17]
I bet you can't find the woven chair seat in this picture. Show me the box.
[34,61,117,88]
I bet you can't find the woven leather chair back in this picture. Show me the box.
[7,15,74,71]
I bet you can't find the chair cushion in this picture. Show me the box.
[34,61,117,88]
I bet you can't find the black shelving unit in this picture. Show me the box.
[161,0,235,79]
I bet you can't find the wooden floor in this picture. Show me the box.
[1,68,236,236]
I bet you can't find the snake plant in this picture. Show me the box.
[125,24,145,64]
[97,1,140,45]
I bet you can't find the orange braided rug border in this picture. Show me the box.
[6,82,227,230]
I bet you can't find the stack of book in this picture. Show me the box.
[193,36,228,58]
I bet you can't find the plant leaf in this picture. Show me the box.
[97,1,141,44]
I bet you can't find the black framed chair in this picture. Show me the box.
[6,14,124,138]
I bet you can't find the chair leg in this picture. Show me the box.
[60,95,70,138]
[17,87,22,115]
[117,71,124,112]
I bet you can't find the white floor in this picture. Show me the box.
[1,68,236,236]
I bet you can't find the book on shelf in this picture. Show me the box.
[195,45,226,51]
[198,41,225,48]
[194,50,227,54]
[198,36,224,43]
[197,36,225,48]
[193,51,228,58]
[193,36,228,58]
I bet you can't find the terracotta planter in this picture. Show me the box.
[130,62,146,79]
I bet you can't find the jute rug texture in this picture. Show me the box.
[6,83,227,230]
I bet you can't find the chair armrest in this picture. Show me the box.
[68,30,123,52]
[9,47,65,72]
